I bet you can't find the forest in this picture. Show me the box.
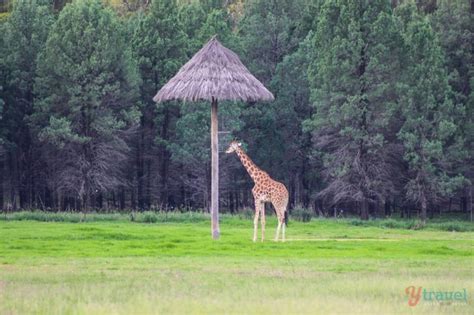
[0,0,472,222]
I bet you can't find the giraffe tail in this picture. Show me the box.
[284,210,288,226]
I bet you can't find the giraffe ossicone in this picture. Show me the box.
[226,140,289,242]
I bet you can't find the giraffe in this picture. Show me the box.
[226,140,289,242]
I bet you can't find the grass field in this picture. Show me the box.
[0,213,473,314]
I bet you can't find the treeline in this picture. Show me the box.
[0,0,472,221]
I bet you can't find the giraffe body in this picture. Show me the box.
[226,141,289,242]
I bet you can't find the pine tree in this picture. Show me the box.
[128,0,188,209]
[271,35,315,207]
[306,0,404,219]
[234,0,311,209]
[396,2,465,222]
[198,8,239,51]
[168,101,244,209]
[178,1,207,53]
[0,22,6,147]
[0,87,3,144]
[239,0,307,83]
[1,0,53,209]
[169,4,244,209]
[33,0,140,210]
[431,0,473,219]
[130,0,187,103]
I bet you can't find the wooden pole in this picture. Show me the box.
[211,97,220,239]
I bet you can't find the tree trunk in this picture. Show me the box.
[229,191,234,214]
[97,192,103,209]
[145,159,151,209]
[44,186,52,210]
[82,193,89,221]
[210,98,220,240]
[460,194,466,213]
[301,158,310,208]
[9,152,19,211]
[235,188,240,211]
[360,200,369,220]
[111,191,116,209]
[131,188,136,210]
[243,186,249,209]
[120,187,125,210]
[420,194,427,224]
[160,107,170,207]
[468,185,473,222]
[384,200,391,217]
[137,121,144,210]
[0,157,3,211]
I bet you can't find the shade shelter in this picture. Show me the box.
[153,36,274,239]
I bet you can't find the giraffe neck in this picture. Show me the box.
[235,147,263,182]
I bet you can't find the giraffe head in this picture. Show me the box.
[226,140,242,154]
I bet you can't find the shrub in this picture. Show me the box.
[349,219,365,226]
[431,221,473,232]
[348,218,421,230]
[238,208,254,220]
[0,211,129,223]
[291,208,312,222]
[141,211,158,223]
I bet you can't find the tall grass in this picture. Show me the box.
[0,211,127,222]
[1,210,473,232]
[0,210,214,224]
[0,210,241,224]
[348,218,474,232]
[133,211,210,223]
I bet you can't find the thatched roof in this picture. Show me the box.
[153,36,274,103]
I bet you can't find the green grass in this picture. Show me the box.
[0,213,473,314]
[0,210,212,224]
[348,217,474,232]
[3,210,473,232]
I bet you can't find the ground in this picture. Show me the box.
[0,214,473,314]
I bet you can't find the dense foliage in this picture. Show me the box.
[0,0,472,221]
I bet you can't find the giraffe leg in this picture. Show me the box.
[253,211,259,242]
[275,220,282,241]
[272,202,282,241]
[261,205,265,242]
[279,194,289,242]
[281,215,286,242]
[253,200,262,242]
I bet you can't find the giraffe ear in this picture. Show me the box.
[237,142,242,146]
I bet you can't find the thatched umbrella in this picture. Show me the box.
[153,35,274,239]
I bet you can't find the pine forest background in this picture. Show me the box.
[0,0,473,222]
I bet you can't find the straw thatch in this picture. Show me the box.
[153,36,274,103]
